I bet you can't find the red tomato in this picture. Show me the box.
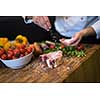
[1,54,7,60]
[7,50,14,55]
[77,47,81,51]
[0,48,5,56]
[14,49,20,55]
[12,56,17,59]
[17,44,26,49]
[29,44,34,49]
[7,52,14,59]
[7,54,12,59]
[7,50,14,59]
[13,49,20,57]
[25,51,29,56]
[50,45,55,49]
[21,44,26,49]
[60,45,65,49]
[20,48,26,54]
[77,44,84,51]
[27,47,32,53]
[8,48,13,52]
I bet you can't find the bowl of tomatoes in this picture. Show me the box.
[0,44,34,69]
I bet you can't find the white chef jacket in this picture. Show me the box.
[24,16,100,39]
[55,16,100,39]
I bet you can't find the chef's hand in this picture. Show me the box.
[60,27,96,46]
[69,32,83,46]
[59,32,83,46]
[32,16,51,31]
[69,27,96,46]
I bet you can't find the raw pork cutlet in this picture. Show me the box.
[39,50,63,68]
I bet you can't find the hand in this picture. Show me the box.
[69,27,96,46]
[32,16,51,31]
[59,32,83,46]
[60,27,96,46]
[69,32,83,46]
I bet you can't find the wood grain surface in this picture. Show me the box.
[0,44,100,83]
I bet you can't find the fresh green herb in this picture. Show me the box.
[42,41,86,57]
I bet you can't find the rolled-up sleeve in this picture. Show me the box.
[91,17,100,39]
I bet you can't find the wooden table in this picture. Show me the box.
[0,44,100,83]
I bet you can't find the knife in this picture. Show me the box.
[49,28,59,42]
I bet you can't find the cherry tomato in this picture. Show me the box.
[8,50,14,55]
[27,47,32,53]
[25,51,29,55]
[50,45,55,49]
[60,45,65,49]
[13,49,20,57]
[7,51,14,59]
[80,44,84,50]
[17,44,26,49]
[12,56,17,59]
[20,48,26,54]
[77,44,84,51]
[1,54,7,60]
[7,54,12,59]
[6,49,14,59]
[8,48,13,52]
[29,44,34,49]
[0,48,5,56]
[14,49,20,54]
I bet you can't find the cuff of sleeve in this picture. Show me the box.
[91,21,100,39]
[23,16,33,24]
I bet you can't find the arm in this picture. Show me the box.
[69,27,96,46]
[64,17,100,46]
[79,27,96,37]
[60,27,96,46]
